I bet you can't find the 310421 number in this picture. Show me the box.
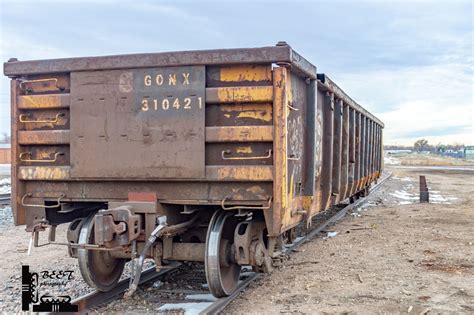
[141,97,203,112]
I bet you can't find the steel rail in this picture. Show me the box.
[200,273,260,315]
[200,172,392,314]
[71,262,181,312]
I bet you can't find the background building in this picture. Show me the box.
[464,146,474,159]
[0,143,11,164]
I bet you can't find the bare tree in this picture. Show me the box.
[414,139,428,152]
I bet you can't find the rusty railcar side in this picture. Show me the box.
[4,43,383,298]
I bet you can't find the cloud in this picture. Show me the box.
[0,0,472,145]
[0,31,71,61]
[332,60,473,145]
[379,101,473,145]
[338,62,472,110]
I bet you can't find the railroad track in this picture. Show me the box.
[71,173,392,314]
[72,262,182,311]
[0,193,11,205]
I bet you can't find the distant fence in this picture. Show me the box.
[0,148,11,164]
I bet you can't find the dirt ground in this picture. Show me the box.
[227,166,474,314]
[0,158,473,313]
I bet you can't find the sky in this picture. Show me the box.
[0,0,472,146]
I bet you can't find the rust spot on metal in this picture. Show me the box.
[18,130,70,145]
[128,192,158,202]
[205,126,273,142]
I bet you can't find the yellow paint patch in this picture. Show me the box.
[215,86,273,103]
[18,94,69,109]
[220,104,273,122]
[301,196,313,210]
[237,110,272,122]
[19,166,70,180]
[219,65,272,83]
[236,146,253,154]
[206,166,273,181]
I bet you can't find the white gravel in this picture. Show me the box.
[0,206,13,228]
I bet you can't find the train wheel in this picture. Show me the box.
[205,210,241,297]
[77,212,125,292]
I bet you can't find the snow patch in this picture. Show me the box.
[185,293,216,302]
[384,156,401,165]
[390,187,458,205]
[430,193,458,204]
[324,231,338,239]
[390,190,418,201]
[158,302,213,315]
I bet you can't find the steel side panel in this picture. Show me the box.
[348,108,355,198]
[372,123,376,175]
[377,125,382,172]
[370,121,375,177]
[376,125,380,173]
[331,99,342,203]
[11,79,26,225]
[368,120,373,178]
[364,117,370,179]
[270,67,288,236]
[70,67,206,179]
[359,116,366,190]
[281,72,309,230]
[353,112,361,194]
[320,92,334,210]
[341,104,349,200]
[303,79,316,197]
[312,89,325,213]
